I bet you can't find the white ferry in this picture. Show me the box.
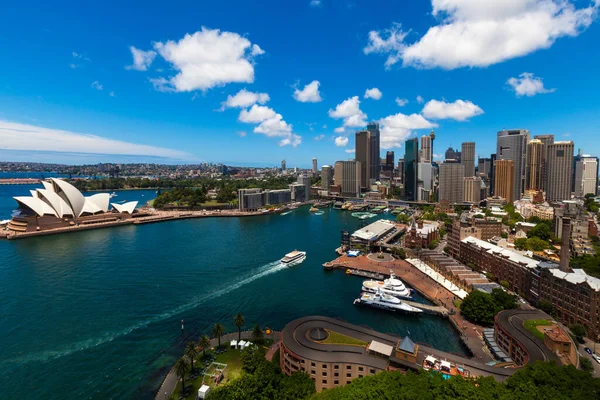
[354,290,423,314]
[362,272,413,299]
[281,250,306,266]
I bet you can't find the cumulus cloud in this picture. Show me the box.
[293,80,322,102]
[364,0,599,69]
[345,149,355,154]
[0,120,190,159]
[328,96,367,128]
[314,134,325,141]
[377,112,437,148]
[221,89,270,109]
[238,105,277,123]
[416,95,424,104]
[395,97,409,106]
[91,81,103,91]
[151,27,264,92]
[334,127,346,133]
[364,88,383,100]
[507,72,556,97]
[238,105,301,147]
[126,46,157,71]
[421,99,484,121]
[335,136,349,147]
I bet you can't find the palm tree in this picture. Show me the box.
[185,341,198,372]
[198,334,211,358]
[212,322,225,348]
[251,324,264,343]
[174,357,190,395]
[233,313,245,342]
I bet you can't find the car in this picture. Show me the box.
[593,354,600,365]
[585,347,593,355]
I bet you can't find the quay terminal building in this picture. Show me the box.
[6,178,138,234]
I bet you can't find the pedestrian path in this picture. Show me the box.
[406,258,469,299]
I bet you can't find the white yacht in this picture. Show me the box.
[354,290,423,313]
[281,250,306,266]
[362,272,413,299]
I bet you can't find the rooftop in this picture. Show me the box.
[462,236,540,270]
[351,219,396,241]
[548,268,600,291]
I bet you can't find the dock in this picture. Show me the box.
[403,300,449,316]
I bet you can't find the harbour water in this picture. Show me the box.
[0,185,467,399]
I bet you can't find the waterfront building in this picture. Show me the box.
[238,188,264,211]
[497,129,530,201]
[461,142,475,177]
[534,134,554,191]
[420,135,432,163]
[312,158,318,174]
[438,160,464,204]
[334,160,361,198]
[289,184,307,202]
[547,141,574,202]
[404,138,419,201]
[525,139,543,191]
[574,154,598,197]
[321,165,332,191]
[463,176,483,203]
[297,173,311,202]
[494,159,515,204]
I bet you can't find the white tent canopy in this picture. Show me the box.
[230,340,237,348]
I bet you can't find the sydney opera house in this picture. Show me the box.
[7,178,139,233]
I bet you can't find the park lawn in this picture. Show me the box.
[523,319,552,341]
[318,330,367,347]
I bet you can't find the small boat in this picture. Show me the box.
[353,289,422,313]
[280,211,292,216]
[313,211,324,216]
[309,207,319,212]
[281,250,306,266]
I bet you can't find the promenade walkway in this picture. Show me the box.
[406,258,469,299]
[154,330,280,400]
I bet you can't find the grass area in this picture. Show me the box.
[523,319,552,341]
[453,298,462,309]
[317,330,367,347]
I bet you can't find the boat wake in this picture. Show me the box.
[0,260,286,366]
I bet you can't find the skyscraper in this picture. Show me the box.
[464,176,483,203]
[355,124,380,188]
[355,130,369,189]
[490,153,497,196]
[385,151,395,171]
[477,157,492,179]
[281,159,286,172]
[461,142,475,177]
[497,129,530,201]
[404,138,419,201]
[525,139,543,191]
[445,147,461,161]
[494,159,515,204]
[312,158,318,174]
[367,122,381,182]
[397,159,405,184]
[334,160,361,198]
[547,141,574,202]
[534,134,554,191]
[296,173,311,201]
[574,155,599,197]
[438,160,464,204]
[321,165,332,190]
[420,135,432,163]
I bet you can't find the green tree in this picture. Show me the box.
[569,323,587,343]
[184,341,198,372]
[396,213,410,224]
[198,334,211,358]
[527,222,552,241]
[514,238,528,250]
[491,288,518,310]
[460,290,500,326]
[391,247,406,259]
[174,357,190,395]
[212,322,225,348]
[536,299,555,315]
[499,280,510,289]
[580,358,594,374]
[233,312,245,342]
[251,324,264,343]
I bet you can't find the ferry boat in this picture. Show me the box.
[281,250,306,265]
[353,290,423,313]
[362,272,413,299]
[309,206,319,212]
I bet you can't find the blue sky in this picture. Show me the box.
[0,0,599,168]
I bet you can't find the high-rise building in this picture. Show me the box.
[334,160,361,198]
[367,122,381,182]
[478,157,492,179]
[296,174,311,202]
[525,139,543,191]
[574,155,599,197]
[464,176,483,203]
[312,158,318,174]
[404,138,419,201]
[494,159,515,204]
[490,153,497,196]
[355,124,380,188]
[534,134,554,191]
[397,159,405,184]
[461,142,475,177]
[418,163,433,201]
[355,130,369,189]
[497,129,530,201]
[438,160,464,204]
[547,141,574,202]
[445,147,461,162]
[321,165,332,190]
[281,159,286,172]
[385,151,395,171]
[420,135,432,163]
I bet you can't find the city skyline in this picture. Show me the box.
[0,1,600,167]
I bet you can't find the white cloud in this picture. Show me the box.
[421,99,484,121]
[328,96,367,128]
[109,91,115,97]
[126,46,157,71]
[507,72,556,97]
[152,27,264,92]
[238,105,277,123]
[314,134,325,141]
[364,1,599,69]
[345,149,355,154]
[364,87,383,100]
[293,80,322,102]
[310,0,322,7]
[378,112,437,148]
[221,89,270,109]
[395,97,409,106]
[0,120,190,159]
[72,52,90,62]
[334,127,346,133]
[237,131,247,137]
[91,81,103,91]
[416,95,424,104]
[335,136,349,147]
[69,63,77,69]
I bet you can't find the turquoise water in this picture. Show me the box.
[0,185,467,399]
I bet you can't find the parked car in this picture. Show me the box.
[585,347,593,355]
[593,353,600,364]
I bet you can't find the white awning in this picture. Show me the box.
[425,355,437,364]
[441,360,451,370]
[238,340,246,347]
[369,340,393,357]
[231,340,237,347]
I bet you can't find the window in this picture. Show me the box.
[322,371,327,377]
[311,362,315,367]
[311,370,316,375]
[322,380,327,385]
[358,374,363,378]
[370,369,375,374]
[346,373,352,378]
[334,365,339,370]
[358,367,364,372]
[334,380,339,385]
[322,364,327,369]
[346,365,352,370]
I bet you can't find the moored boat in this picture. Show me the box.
[362,272,413,299]
[353,289,422,313]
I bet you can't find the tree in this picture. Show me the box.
[514,238,528,250]
[198,334,211,358]
[212,322,225,348]
[184,341,198,372]
[536,300,555,315]
[499,280,510,289]
[460,290,500,326]
[174,357,190,395]
[527,222,552,241]
[569,323,587,343]
[491,288,518,310]
[234,312,245,342]
[391,247,406,259]
[241,345,267,373]
[580,358,594,374]
[396,213,410,224]
[252,324,264,343]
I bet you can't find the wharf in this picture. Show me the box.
[403,300,448,316]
